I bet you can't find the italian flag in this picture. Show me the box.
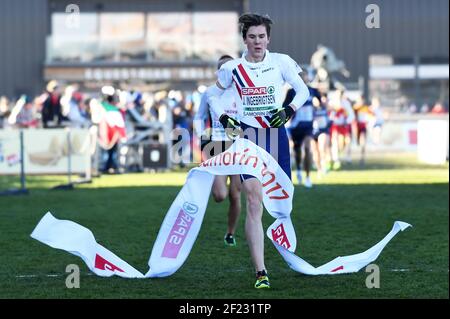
[99,101,126,148]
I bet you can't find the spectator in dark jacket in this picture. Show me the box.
[42,80,63,128]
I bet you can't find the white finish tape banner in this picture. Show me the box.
[31,139,411,278]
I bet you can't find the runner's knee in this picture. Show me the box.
[245,188,262,218]
[212,188,227,202]
[229,188,241,204]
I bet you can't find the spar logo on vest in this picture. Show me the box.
[242,86,276,116]
[161,202,198,258]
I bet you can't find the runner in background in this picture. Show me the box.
[194,55,242,247]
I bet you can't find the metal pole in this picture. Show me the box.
[20,130,26,191]
[358,76,365,97]
[67,129,72,185]
[414,55,421,110]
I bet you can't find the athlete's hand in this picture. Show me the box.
[219,114,241,140]
[269,105,295,128]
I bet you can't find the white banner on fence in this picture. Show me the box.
[0,128,90,175]
[0,129,21,174]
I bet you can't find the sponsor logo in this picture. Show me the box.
[162,210,194,258]
[331,265,344,272]
[182,202,198,215]
[271,223,291,249]
[7,154,20,166]
[94,254,124,272]
[262,67,274,73]
[200,150,289,201]
[241,86,276,109]
[241,87,268,96]
[226,109,238,115]
[243,106,274,116]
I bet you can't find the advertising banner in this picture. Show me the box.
[0,130,21,174]
[0,129,90,175]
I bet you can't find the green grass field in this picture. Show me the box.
[0,153,448,299]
